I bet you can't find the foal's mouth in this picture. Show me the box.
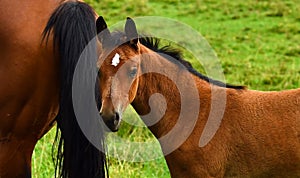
[100,111,121,132]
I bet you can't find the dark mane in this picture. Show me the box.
[138,37,245,89]
[43,2,107,178]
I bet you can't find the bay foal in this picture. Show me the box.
[96,17,299,177]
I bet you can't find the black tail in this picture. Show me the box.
[43,1,107,178]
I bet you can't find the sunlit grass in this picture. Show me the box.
[32,129,56,177]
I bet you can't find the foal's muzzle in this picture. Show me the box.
[100,111,121,132]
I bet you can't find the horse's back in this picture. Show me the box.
[224,88,300,177]
[243,88,300,134]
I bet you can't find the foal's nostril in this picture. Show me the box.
[114,112,120,125]
[115,112,120,121]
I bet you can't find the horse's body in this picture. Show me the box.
[161,85,300,177]
[0,1,61,176]
[0,1,106,177]
[97,18,300,177]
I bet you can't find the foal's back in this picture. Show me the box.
[166,87,300,178]
[224,88,300,177]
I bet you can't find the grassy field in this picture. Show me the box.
[32,0,300,177]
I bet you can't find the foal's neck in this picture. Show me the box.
[131,45,212,139]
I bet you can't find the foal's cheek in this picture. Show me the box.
[128,81,139,103]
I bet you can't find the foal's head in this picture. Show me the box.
[96,17,141,131]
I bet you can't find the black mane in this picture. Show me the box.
[43,2,107,178]
[139,37,245,89]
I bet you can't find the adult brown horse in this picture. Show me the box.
[0,1,107,177]
[96,17,300,177]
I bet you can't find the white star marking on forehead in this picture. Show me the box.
[111,53,120,67]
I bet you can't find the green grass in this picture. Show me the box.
[33,0,299,177]
[32,129,56,177]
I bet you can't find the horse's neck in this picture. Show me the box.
[132,46,213,139]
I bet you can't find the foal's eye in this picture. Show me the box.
[129,67,137,78]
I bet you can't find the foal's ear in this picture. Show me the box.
[96,16,111,45]
[125,17,139,49]
[96,16,108,34]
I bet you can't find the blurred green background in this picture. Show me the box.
[32,0,299,177]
